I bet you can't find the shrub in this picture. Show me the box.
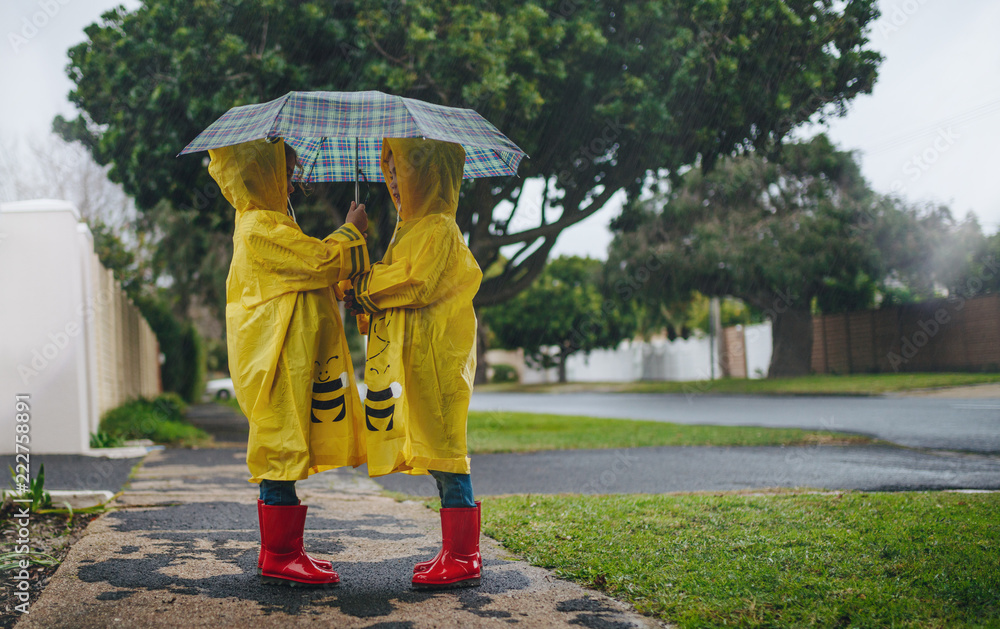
[491,364,519,383]
[152,392,188,418]
[99,394,209,447]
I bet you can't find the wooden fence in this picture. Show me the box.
[91,262,162,419]
[811,294,1000,374]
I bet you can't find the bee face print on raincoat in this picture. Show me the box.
[208,139,371,483]
[311,356,349,424]
[353,137,483,478]
[358,311,403,432]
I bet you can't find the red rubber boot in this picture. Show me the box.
[414,501,480,574]
[257,500,333,575]
[411,506,481,589]
[259,503,340,587]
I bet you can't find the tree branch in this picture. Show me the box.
[256,15,269,58]
[487,181,619,248]
[539,175,550,225]
[364,23,408,66]
[474,236,558,307]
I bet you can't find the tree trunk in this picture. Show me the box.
[557,349,568,383]
[474,308,489,385]
[768,308,814,378]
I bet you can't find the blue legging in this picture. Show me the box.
[259,471,474,508]
[429,470,475,509]
[259,479,298,506]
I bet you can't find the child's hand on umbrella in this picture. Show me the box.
[346,201,368,235]
[343,288,365,316]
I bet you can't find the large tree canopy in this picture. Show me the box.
[606,134,983,377]
[58,0,882,324]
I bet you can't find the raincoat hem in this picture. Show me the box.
[408,455,471,475]
[247,455,367,484]
[367,455,470,478]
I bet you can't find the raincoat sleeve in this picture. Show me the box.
[352,218,458,313]
[334,281,370,333]
[241,216,370,296]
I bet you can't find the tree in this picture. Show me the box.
[607,134,932,377]
[483,256,633,382]
[57,0,883,328]
[0,132,165,303]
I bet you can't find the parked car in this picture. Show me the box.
[205,377,235,401]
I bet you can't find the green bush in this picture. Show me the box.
[99,394,209,447]
[134,296,206,403]
[152,392,188,418]
[177,323,207,402]
[491,364,519,383]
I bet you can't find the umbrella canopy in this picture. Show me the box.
[178,90,526,183]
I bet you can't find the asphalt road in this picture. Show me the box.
[470,392,1000,453]
[180,400,1000,497]
[377,445,1000,496]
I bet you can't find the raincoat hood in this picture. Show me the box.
[209,139,287,214]
[380,138,465,221]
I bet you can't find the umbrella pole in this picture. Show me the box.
[354,138,360,205]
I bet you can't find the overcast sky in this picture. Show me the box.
[2,0,998,259]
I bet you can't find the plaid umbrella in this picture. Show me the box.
[179,91,526,191]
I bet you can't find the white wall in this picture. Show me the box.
[640,335,721,382]
[743,322,773,379]
[489,323,774,384]
[1,200,93,454]
[0,199,160,455]
[567,342,642,382]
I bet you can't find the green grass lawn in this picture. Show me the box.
[467,411,872,453]
[219,401,871,452]
[484,491,1000,628]
[477,372,1000,396]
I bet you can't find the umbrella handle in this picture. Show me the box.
[355,138,360,205]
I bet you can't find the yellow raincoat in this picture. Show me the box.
[353,138,482,477]
[209,139,371,483]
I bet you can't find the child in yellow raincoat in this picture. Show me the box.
[345,137,483,589]
[208,138,369,588]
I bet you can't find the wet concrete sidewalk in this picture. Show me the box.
[16,447,663,628]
